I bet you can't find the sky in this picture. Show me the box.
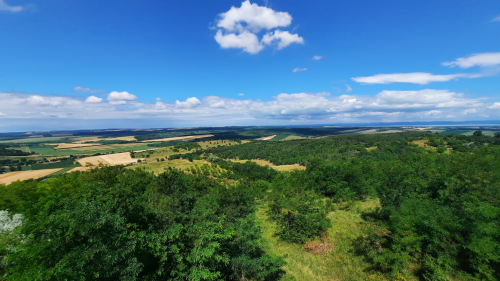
[0,0,499,131]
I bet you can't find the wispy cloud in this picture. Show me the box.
[74,86,105,94]
[312,55,323,61]
[293,67,307,73]
[442,52,500,68]
[0,0,23,12]
[213,0,303,54]
[491,15,500,22]
[238,93,245,96]
[353,52,500,85]
[345,84,352,93]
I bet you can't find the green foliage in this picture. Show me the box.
[0,145,32,156]
[268,174,331,244]
[1,166,285,280]
[473,130,483,137]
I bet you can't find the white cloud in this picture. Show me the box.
[312,56,323,61]
[109,101,127,105]
[213,1,303,54]
[216,0,292,33]
[464,108,477,115]
[0,112,5,116]
[293,67,307,73]
[238,93,245,96]
[175,97,201,108]
[0,0,23,12]
[107,91,138,101]
[155,98,161,101]
[491,15,500,22]
[345,84,352,93]
[488,102,500,109]
[74,86,104,94]
[376,89,457,104]
[0,90,497,127]
[442,52,500,68]
[85,96,103,103]
[261,30,304,50]
[214,30,263,54]
[352,72,468,85]
[210,100,226,108]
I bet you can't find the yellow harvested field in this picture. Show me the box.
[356,129,403,135]
[233,159,306,171]
[54,143,100,149]
[73,136,137,144]
[256,135,276,140]
[141,134,214,142]
[70,143,144,152]
[0,169,62,185]
[78,152,139,166]
[65,167,90,173]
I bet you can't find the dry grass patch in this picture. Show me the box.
[411,139,429,147]
[232,159,306,171]
[69,143,144,152]
[53,143,100,149]
[65,167,90,173]
[129,159,209,175]
[0,169,62,185]
[140,134,214,142]
[280,135,307,141]
[78,152,139,166]
[256,135,277,140]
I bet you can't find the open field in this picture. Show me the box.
[129,159,210,175]
[256,135,277,140]
[140,134,214,142]
[65,167,90,173]
[0,169,62,185]
[7,146,31,153]
[356,129,404,134]
[67,142,146,152]
[279,135,307,141]
[232,159,306,171]
[73,136,137,143]
[53,143,100,149]
[257,199,397,281]
[78,152,139,166]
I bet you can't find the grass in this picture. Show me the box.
[232,159,306,171]
[7,147,30,153]
[128,159,210,175]
[270,134,293,141]
[279,135,308,141]
[256,199,403,281]
[0,136,73,144]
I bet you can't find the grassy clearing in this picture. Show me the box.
[411,140,428,147]
[232,159,306,171]
[256,199,401,281]
[279,135,308,141]
[270,134,293,141]
[129,159,210,175]
[366,146,378,151]
[7,146,30,153]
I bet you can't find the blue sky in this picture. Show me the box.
[0,0,499,131]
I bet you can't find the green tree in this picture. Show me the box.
[473,130,483,136]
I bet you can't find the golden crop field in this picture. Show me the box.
[140,134,214,142]
[78,152,139,166]
[0,169,62,185]
[67,143,144,152]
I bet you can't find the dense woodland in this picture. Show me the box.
[0,131,499,280]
